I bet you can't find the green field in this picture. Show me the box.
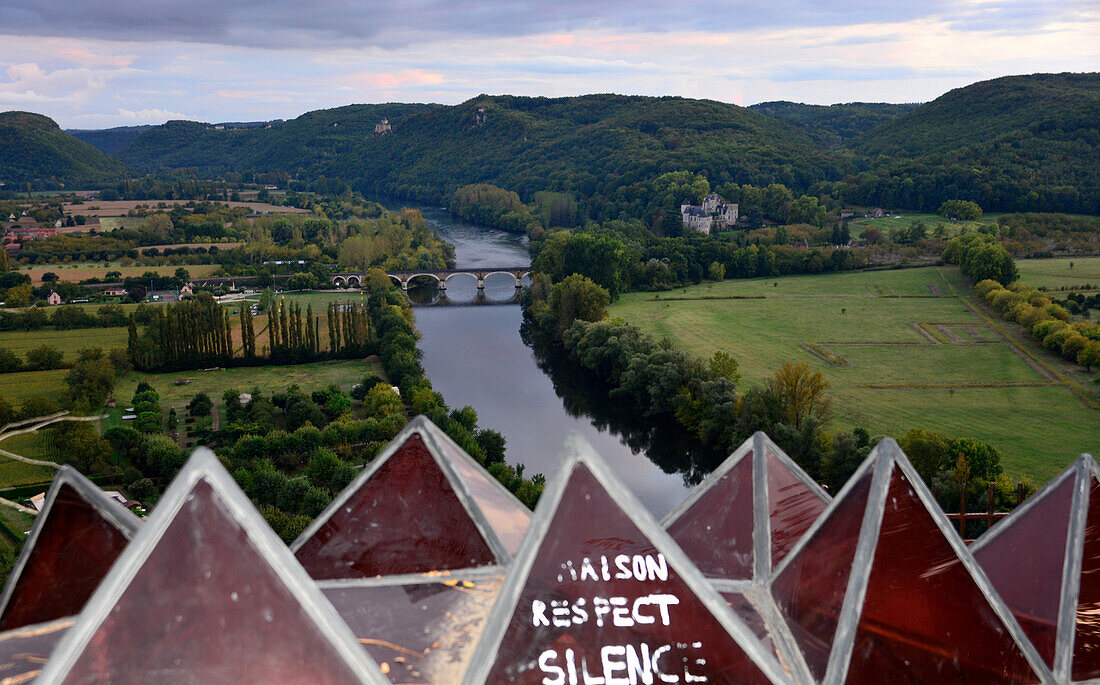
[0,433,60,489]
[610,266,1100,483]
[106,358,387,431]
[847,212,997,238]
[0,369,69,406]
[1016,257,1100,291]
[0,327,129,359]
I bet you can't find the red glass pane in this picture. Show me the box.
[484,462,774,684]
[765,448,827,567]
[296,434,497,579]
[323,575,503,684]
[60,479,368,683]
[0,617,72,682]
[973,472,1074,667]
[0,483,131,631]
[845,467,1038,684]
[433,434,531,556]
[721,592,777,660]
[665,453,755,579]
[772,467,873,680]
[1073,475,1100,680]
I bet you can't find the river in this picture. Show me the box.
[394,204,695,517]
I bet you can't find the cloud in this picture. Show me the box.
[2,0,1089,50]
[768,65,976,82]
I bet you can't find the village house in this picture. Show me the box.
[374,118,392,135]
[680,194,739,234]
[46,291,62,306]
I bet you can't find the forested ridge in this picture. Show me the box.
[0,111,129,187]
[5,72,1099,215]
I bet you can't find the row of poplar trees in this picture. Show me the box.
[127,294,375,371]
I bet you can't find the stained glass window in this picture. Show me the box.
[468,449,789,684]
[294,417,529,579]
[322,570,503,683]
[0,468,139,631]
[36,450,386,685]
[664,433,828,582]
[774,440,1047,684]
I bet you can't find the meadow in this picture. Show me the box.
[19,263,221,285]
[847,212,998,238]
[0,327,129,359]
[610,265,1100,483]
[1016,256,1100,291]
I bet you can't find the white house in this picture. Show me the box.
[46,291,62,306]
[681,194,739,234]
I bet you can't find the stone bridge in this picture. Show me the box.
[331,267,531,291]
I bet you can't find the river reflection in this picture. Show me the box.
[384,201,697,516]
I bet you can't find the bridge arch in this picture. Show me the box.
[346,275,361,287]
[332,276,345,286]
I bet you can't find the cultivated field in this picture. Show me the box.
[18,263,222,285]
[63,200,310,217]
[0,328,129,358]
[1016,257,1100,291]
[0,369,69,407]
[610,266,1100,482]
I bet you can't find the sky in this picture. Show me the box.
[0,0,1096,129]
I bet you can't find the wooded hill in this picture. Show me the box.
[5,72,1098,215]
[0,111,129,188]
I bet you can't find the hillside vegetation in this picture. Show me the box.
[0,112,129,187]
[748,101,920,146]
[844,73,1100,213]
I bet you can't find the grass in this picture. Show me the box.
[847,212,997,238]
[0,433,59,489]
[106,358,387,430]
[610,265,1100,484]
[0,369,69,406]
[17,263,221,286]
[0,327,129,359]
[1016,257,1100,291]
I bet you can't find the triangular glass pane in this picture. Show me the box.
[972,471,1075,667]
[0,617,72,682]
[322,573,503,684]
[295,433,498,578]
[765,446,829,567]
[1073,474,1100,681]
[665,453,756,579]
[772,465,874,681]
[479,461,778,684]
[430,430,531,556]
[0,473,137,631]
[845,466,1038,684]
[38,456,384,684]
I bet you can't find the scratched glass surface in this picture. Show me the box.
[665,453,755,579]
[296,434,497,579]
[772,468,873,681]
[0,617,72,681]
[59,479,366,684]
[323,575,502,683]
[486,463,774,684]
[431,433,531,556]
[1073,476,1100,681]
[765,447,828,567]
[845,467,1038,684]
[973,472,1074,667]
[0,483,131,631]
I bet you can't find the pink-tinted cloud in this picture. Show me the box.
[338,69,445,89]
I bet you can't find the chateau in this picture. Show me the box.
[680,193,739,234]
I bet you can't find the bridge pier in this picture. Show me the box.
[477,276,485,290]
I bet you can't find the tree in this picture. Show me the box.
[766,361,831,431]
[0,348,21,374]
[549,274,610,332]
[187,392,213,417]
[708,351,741,385]
[174,267,191,284]
[4,284,34,307]
[286,272,319,291]
[939,199,983,220]
[476,429,507,465]
[41,272,59,283]
[788,195,826,227]
[128,285,147,303]
[64,353,117,410]
[25,345,64,371]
